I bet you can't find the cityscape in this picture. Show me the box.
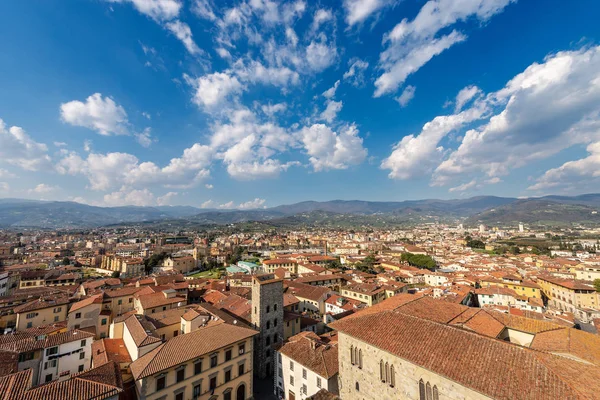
[1,0,600,400]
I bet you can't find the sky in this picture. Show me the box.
[0,0,599,210]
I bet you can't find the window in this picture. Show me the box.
[80,352,85,360]
[238,363,245,376]
[274,304,277,311]
[176,367,185,383]
[193,384,201,400]
[78,364,84,372]
[225,349,232,361]
[209,376,217,390]
[266,305,270,313]
[26,322,32,329]
[19,352,34,363]
[45,374,53,383]
[426,382,433,400]
[390,365,395,387]
[266,337,270,346]
[289,376,294,386]
[266,321,270,329]
[238,343,245,355]
[302,369,307,379]
[225,369,231,382]
[433,385,439,400]
[118,299,122,305]
[129,298,133,303]
[289,361,294,371]
[316,376,322,388]
[224,391,231,400]
[54,316,59,322]
[75,312,81,319]
[419,380,426,400]
[53,307,62,313]
[80,340,86,347]
[156,376,166,391]
[175,393,183,400]
[358,349,363,369]
[302,384,307,395]
[278,368,283,378]
[350,345,354,365]
[210,355,218,368]
[26,312,36,319]
[174,329,179,337]
[274,318,278,327]
[355,382,360,391]
[46,347,58,356]
[101,318,107,326]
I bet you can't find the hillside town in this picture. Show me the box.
[0,223,599,399]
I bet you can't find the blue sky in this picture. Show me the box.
[0,0,599,209]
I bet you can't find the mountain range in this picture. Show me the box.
[0,194,600,229]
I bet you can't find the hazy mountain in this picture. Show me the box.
[0,194,599,229]
[465,199,600,227]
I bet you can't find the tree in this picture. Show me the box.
[401,253,437,271]
[594,279,600,292]
[325,258,342,270]
[144,252,168,274]
[467,239,485,249]
[62,257,70,265]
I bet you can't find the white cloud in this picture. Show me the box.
[135,128,155,148]
[201,200,215,208]
[234,60,300,88]
[103,187,157,206]
[312,9,333,31]
[192,0,217,21]
[375,0,514,97]
[60,93,129,136]
[343,58,369,86]
[216,47,232,59]
[448,179,477,192]
[106,0,182,21]
[238,198,266,209]
[0,182,9,193]
[157,191,178,205]
[435,45,600,186]
[53,142,67,147]
[84,140,93,153]
[395,85,416,107]
[185,72,245,109]
[375,30,466,97]
[0,169,15,179]
[205,183,214,189]
[320,100,343,123]
[454,85,482,113]
[30,183,58,194]
[299,123,367,171]
[165,20,202,55]
[381,104,487,179]
[322,80,340,99]
[0,119,51,171]
[343,0,394,27]
[306,40,338,72]
[261,102,287,116]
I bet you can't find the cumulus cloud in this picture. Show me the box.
[157,191,178,205]
[306,39,338,72]
[135,128,155,148]
[395,85,416,107]
[435,45,600,186]
[454,85,482,113]
[106,0,182,21]
[185,72,245,109]
[320,100,343,123]
[0,118,51,171]
[30,184,58,194]
[299,124,367,171]
[60,93,129,136]
[216,198,266,209]
[375,0,514,97]
[312,9,333,32]
[103,187,157,206]
[261,102,287,116]
[343,0,395,27]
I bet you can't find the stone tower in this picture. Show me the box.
[252,273,284,379]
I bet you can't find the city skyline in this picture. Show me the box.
[1,0,600,209]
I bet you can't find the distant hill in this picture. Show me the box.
[1,194,600,229]
[465,199,600,227]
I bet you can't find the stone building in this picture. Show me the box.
[251,274,284,379]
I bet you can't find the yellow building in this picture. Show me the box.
[130,320,257,400]
[480,275,542,299]
[14,296,70,330]
[537,275,599,322]
[341,283,387,307]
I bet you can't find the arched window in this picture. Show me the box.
[355,382,360,391]
[432,385,439,400]
[354,347,359,366]
[274,318,278,326]
[426,382,432,400]
[266,321,270,329]
[274,304,277,311]
[350,345,354,365]
[265,336,270,346]
[419,379,426,400]
[380,360,385,382]
[385,362,389,383]
[390,365,395,388]
[266,305,270,313]
[358,349,363,369]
